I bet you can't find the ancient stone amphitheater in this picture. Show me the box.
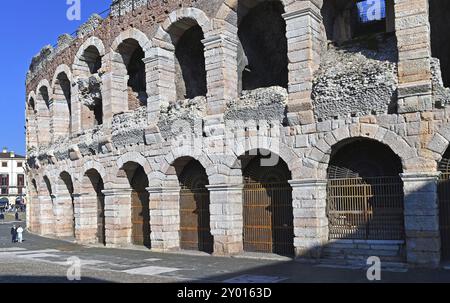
[25,0,450,268]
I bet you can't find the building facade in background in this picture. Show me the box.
[0,147,26,208]
[24,0,450,268]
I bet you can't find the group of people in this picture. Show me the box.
[10,225,24,243]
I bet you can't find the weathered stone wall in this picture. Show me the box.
[24,0,450,268]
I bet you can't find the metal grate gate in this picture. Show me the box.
[327,177,404,240]
[179,187,213,253]
[243,182,294,256]
[439,164,450,260]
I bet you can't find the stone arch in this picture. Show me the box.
[36,79,52,145]
[73,36,106,70]
[111,28,152,57]
[231,137,301,179]
[308,124,419,179]
[51,65,72,138]
[73,37,105,131]
[427,124,450,164]
[26,92,38,148]
[79,167,106,245]
[55,170,76,238]
[155,8,213,45]
[111,29,151,110]
[51,64,73,87]
[82,160,107,182]
[116,152,151,177]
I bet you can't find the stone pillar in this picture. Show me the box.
[70,82,82,133]
[207,184,244,256]
[53,194,75,238]
[51,99,70,140]
[283,3,323,125]
[395,0,433,113]
[401,172,441,267]
[73,193,97,244]
[147,186,180,252]
[38,194,55,236]
[102,52,129,127]
[203,34,238,116]
[27,190,40,233]
[144,46,176,124]
[102,188,132,247]
[289,179,328,259]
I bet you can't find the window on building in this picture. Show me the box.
[17,174,24,195]
[17,162,22,168]
[2,162,7,167]
[0,174,8,195]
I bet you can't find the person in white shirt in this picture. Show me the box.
[16,225,24,243]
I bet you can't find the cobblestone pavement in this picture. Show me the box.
[1,222,450,283]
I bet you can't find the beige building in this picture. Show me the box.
[24,0,450,268]
[0,147,26,207]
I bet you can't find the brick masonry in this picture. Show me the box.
[24,0,450,268]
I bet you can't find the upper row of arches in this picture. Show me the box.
[27,0,398,147]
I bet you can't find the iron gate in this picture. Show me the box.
[131,190,151,247]
[439,158,450,260]
[327,177,404,240]
[243,182,294,256]
[179,187,213,253]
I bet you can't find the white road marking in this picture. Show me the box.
[122,266,180,276]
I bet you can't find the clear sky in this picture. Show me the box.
[0,0,110,156]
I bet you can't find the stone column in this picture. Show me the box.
[203,34,238,116]
[395,0,432,113]
[144,46,176,124]
[102,188,132,247]
[206,184,244,256]
[70,82,82,133]
[282,3,323,126]
[73,193,97,244]
[147,186,180,252]
[51,99,70,140]
[401,172,441,267]
[38,194,55,236]
[53,194,75,238]
[289,179,328,259]
[102,52,129,127]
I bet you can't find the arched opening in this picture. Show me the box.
[27,97,38,147]
[53,72,72,136]
[321,0,395,45]
[326,138,405,260]
[60,172,75,238]
[117,39,147,110]
[429,0,450,88]
[240,152,294,256]
[172,157,213,253]
[77,45,103,128]
[84,169,106,245]
[121,162,150,248]
[37,86,51,144]
[237,0,288,92]
[168,20,207,100]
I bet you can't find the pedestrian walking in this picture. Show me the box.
[10,225,16,243]
[15,211,19,221]
[16,225,24,243]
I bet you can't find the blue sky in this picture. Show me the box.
[0,0,110,155]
